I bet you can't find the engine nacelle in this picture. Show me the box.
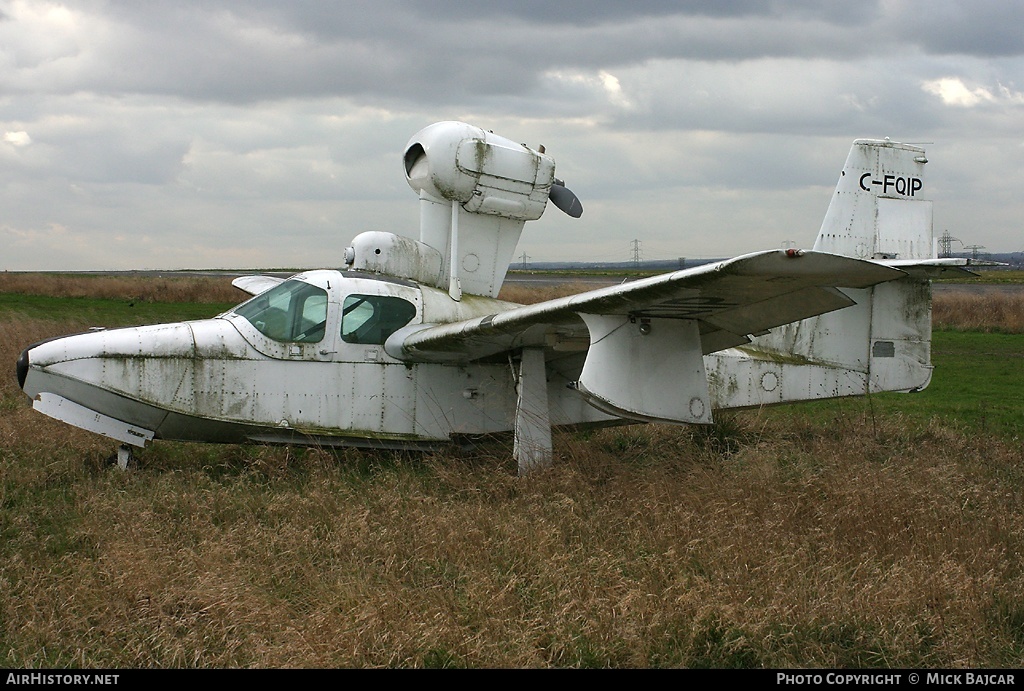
[344,231,444,288]
[403,121,555,221]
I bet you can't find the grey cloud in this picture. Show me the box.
[1,1,1021,270]
[887,0,1024,57]
[7,1,1016,109]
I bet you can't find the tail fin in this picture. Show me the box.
[813,139,933,260]
[790,139,935,393]
[707,139,937,411]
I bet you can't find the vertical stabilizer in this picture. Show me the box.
[813,139,933,261]
[708,139,938,410]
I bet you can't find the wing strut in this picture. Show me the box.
[513,347,552,474]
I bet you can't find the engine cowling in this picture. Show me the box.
[403,121,555,221]
[344,231,444,288]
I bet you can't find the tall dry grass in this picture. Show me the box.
[2,277,1023,667]
[0,273,245,304]
[1,413,1021,667]
[933,291,1024,333]
[498,281,598,305]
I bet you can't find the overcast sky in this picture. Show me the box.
[2,0,1022,270]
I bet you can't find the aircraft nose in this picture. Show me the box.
[16,346,29,391]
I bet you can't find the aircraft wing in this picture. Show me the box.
[386,250,906,364]
[232,275,286,296]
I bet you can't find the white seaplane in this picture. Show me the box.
[17,122,978,473]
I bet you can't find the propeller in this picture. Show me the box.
[549,178,583,218]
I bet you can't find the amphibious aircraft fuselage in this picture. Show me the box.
[17,122,981,473]
[17,270,595,450]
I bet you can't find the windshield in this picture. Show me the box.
[234,280,328,343]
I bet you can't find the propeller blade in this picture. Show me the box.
[549,179,583,218]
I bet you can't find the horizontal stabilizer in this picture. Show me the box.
[877,257,1006,278]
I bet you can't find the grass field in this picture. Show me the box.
[0,276,1021,668]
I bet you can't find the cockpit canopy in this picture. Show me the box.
[232,276,419,348]
[235,279,328,343]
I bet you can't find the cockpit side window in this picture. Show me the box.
[235,280,328,343]
[341,294,417,345]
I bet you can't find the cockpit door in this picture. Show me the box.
[227,275,340,362]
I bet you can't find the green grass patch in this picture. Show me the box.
[765,330,1023,440]
[0,293,236,325]
[922,331,1023,436]
[935,269,1024,285]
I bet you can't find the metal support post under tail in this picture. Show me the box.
[514,347,553,474]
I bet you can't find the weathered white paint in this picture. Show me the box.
[33,392,154,447]
[401,122,557,298]
[17,127,983,474]
[576,314,711,424]
[813,138,931,261]
[344,231,443,288]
